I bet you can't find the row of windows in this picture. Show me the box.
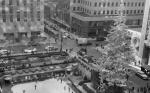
[1,12,41,22]
[1,0,41,6]
[1,16,41,23]
[94,2,144,7]
[1,0,41,4]
[73,0,145,7]
[73,6,144,15]
[93,9,144,15]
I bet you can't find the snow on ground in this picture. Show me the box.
[11,78,75,93]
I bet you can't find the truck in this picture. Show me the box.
[77,38,92,46]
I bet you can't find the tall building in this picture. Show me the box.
[0,0,44,40]
[139,0,150,66]
[70,0,145,38]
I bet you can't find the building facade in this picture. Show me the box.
[70,0,145,38]
[0,0,44,40]
[44,0,70,31]
[139,0,150,66]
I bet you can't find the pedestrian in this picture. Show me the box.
[69,49,71,53]
[71,48,73,52]
[66,49,68,53]
[61,79,62,83]
[23,89,25,93]
[69,87,70,92]
[64,86,66,90]
[35,84,37,90]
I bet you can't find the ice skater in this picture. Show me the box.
[23,89,25,93]
[35,84,37,90]
[64,86,66,90]
[61,79,62,83]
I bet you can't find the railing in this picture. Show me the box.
[0,51,68,59]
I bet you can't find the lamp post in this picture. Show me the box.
[59,10,64,52]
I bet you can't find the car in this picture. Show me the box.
[96,37,106,41]
[135,71,149,80]
[24,48,37,54]
[49,66,54,69]
[45,46,58,51]
[62,35,68,39]
[27,41,40,47]
[55,66,61,69]
[0,49,10,55]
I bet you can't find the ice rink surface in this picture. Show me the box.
[11,78,74,93]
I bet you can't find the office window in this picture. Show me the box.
[111,10,113,14]
[73,0,76,3]
[126,10,129,14]
[141,10,143,13]
[131,2,133,6]
[37,0,40,6]
[123,10,125,14]
[107,10,109,14]
[137,10,140,14]
[111,2,114,7]
[23,0,27,6]
[98,11,101,15]
[107,2,110,7]
[2,0,5,6]
[78,0,80,3]
[99,3,101,7]
[130,10,133,14]
[124,2,126,6]
[73,7,76,11]
[135,2,137,7]
[115,10,117,14]
[10,15,13,22]
[17,11,20,21]
[103,10,105,14]
[9,0,13,5]
[127,2,130,6]
[134,10,136,14]
[95,2,97,7]
[142,2,144,6]
[37,11,40,21]
[77,7,80,10]
[116,2,118,7]
[94,11,97,15]
[138,2,141,7]
[9,7,13,14]
[103,2,106,7]
[16,0,19,6]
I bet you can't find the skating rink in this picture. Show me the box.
[11,78,75,93]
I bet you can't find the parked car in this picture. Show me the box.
[45,46,58,51]
[0,49,10,56]
[28,41,40,46]
[24,48,37,54]
[96,37,106,41]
